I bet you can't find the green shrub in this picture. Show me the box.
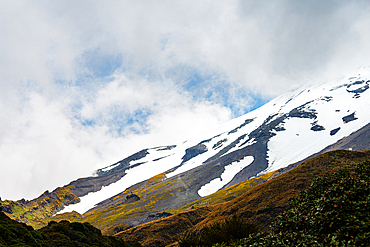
[0,211,142,247]
[179,215,259,247]
[272,160,370,245]
[231,160,370,246]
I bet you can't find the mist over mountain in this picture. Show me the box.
[2,67,370,247]
[2,1,370,202]
[52,67,370,216]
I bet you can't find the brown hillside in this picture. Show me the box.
[0,185,80,228]
[115,150,370,247]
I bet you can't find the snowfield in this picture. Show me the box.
[198,156,254,197]
[60,68,370,214]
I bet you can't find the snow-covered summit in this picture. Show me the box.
[60,69,370,214]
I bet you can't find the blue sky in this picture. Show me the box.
[1,0,370,200]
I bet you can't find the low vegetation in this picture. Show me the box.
[116,150,370,246]
[0,208,142,247]
[245,160,370,246]
[178,216,259,247]
[4,163,275,232]
[191,159,370,246]
[0,185,80,229]
[2,150,370,247]
[173,171,275,213]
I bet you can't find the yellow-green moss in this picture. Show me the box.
[9,163,275,232]
[77,170,276,230]
[147,173,166,184]
[3,186,80,228]
[172,171,276,214]
[24,213,34,222]
[11,205,27,216]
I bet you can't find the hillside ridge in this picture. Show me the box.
[115,150,370,247]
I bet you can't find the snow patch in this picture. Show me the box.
[59,147,185,214]
[198,156,254,197]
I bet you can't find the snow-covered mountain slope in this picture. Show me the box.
[59,68,370,215]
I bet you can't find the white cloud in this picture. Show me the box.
[0,76,232,200]
[0,93,98,199]
[0,0,370,200]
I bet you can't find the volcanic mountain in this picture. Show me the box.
[2,67,370,231]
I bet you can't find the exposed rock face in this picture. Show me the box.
[68,173,127,198]
[342,112,358,123]
[346,80,369,98]
[1,205,12,214]
[182,143,208,163]
[330,127,341,136]
[96,149,151,176]
[125,194,140,203]
[311,124,325,131]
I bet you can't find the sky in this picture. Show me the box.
[1,0,370,200]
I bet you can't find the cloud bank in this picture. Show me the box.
[1,0,370,200]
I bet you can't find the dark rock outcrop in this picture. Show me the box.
[342,112,358,123]
[182,143,208,163]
